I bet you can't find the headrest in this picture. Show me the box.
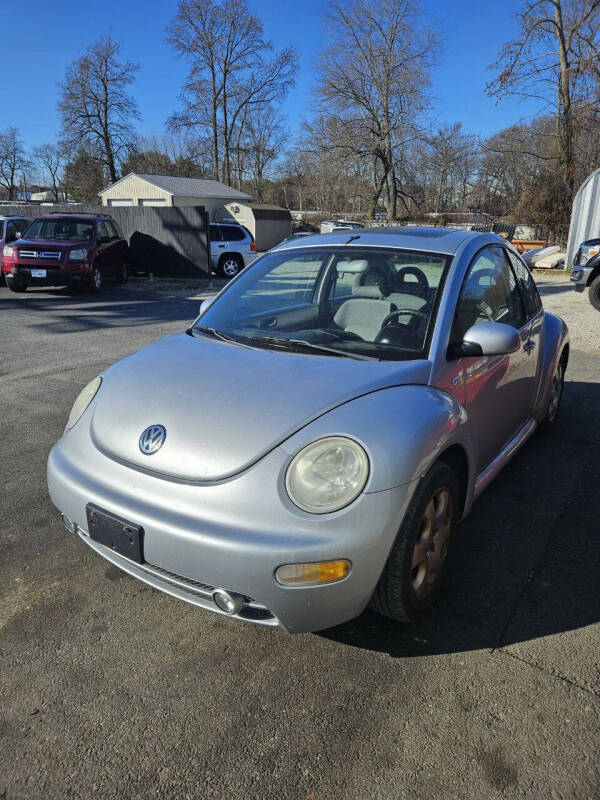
[336,259,369,274]
[352,284,384,299]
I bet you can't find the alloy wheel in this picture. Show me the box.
[222,259,240,278]
[411,487,453,598]
[547,361,564,422]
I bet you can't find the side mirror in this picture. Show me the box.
[459,321,520,357]
[199,296,215,316]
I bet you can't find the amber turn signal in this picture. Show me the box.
[275,560,351,586]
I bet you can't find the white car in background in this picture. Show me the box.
[210,222,256,278]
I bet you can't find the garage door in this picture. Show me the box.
[108,199,134,207]
[140,198,167,207]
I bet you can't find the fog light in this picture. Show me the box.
[212,588,243,615]
[275,560,351,586]
[61,514,77,534]
[571,269,583,281]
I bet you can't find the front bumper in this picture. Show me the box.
[47,434,414,634]
[570,265,593,290]
[5,265,89,286]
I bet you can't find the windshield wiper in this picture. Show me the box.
[190,326,254,349]
[244,335,378,361]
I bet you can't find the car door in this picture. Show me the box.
[505,247,544,383]
[210,225,225,268]
[96,221,117,276]
[453,245,535,473]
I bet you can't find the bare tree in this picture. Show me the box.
[488,0,600,212]
[314,0,437,219]
[32,143,64,201]
[167,0,297,185]
[58,34,140,183]
[0,128,28,200]
[237,110,286,200]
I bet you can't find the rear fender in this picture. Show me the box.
[279,385,472,494]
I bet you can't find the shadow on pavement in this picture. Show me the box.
[320,379,600,657]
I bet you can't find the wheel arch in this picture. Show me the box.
[436,443,470,519]
[533,311,570,421]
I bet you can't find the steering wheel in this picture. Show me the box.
[379,308,430,329]
[396,267,429,296]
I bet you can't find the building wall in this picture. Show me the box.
[174,196,229,218]
[100,175,173,207]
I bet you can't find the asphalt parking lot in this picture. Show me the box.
[0,276,598,799]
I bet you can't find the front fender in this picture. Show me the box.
[533,311,569,421]
[280,385,470,493]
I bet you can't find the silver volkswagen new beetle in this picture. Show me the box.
[47,228,569,633]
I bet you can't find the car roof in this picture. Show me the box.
[37,213,104,221]
[273,226,495,255]
[0,215,29,221]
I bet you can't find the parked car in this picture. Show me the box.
[570,237,600,310]
[1,213,129,293]
[320,220,363,234]
[281,232,315,244]
[48,228,568,634]
[210,222,255,278]
[0,215,29,284]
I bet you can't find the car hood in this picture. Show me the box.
[90,331,432,482]
[16,238,89,249]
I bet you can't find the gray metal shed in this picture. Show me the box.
[566,169,600,268]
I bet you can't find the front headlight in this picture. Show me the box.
[285,436,369,514]
[66,376,102,430]
[3,245,13,257]
[69,248,88,260]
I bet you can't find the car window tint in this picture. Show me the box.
[222,226,245,241]
[16,219,29,233]
[104,220,118,239]
[331,269,357,300]
[98,222,110,241]
[209,226,222,242]
[506,249,542,317]
[454,246,526,339]
[109,218,123,238]
[5,221,17,242]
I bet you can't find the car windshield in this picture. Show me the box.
[194,246,451,361]
[24,218,95,241]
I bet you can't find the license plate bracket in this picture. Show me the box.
[86,504,144,563]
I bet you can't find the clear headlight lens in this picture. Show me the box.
[69,248,87,260]
[285,436,369,514]
[66,376,102,430]
[3,245,13,257]
[579,245,599,265]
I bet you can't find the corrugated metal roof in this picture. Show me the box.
[566,168,600,267]
[100,173,252,200]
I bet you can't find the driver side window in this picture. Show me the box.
[454,246,525,340]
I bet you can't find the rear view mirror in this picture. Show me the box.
[199,296,215,316]
[459,321,520,357]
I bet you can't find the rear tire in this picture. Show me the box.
[370,461,460,622]
[589,275,600,311]
[115,262,128,284]
[539,351,566,432]
[218,254,243,278]
[6,276,27,293]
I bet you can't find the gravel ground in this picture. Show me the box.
[0,272,598,800]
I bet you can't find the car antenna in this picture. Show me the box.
[346,234,361,244]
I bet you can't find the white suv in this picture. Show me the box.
[210,223,256,278]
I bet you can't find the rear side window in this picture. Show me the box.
[209,226,222,242]
[506,249,542,317]
[221,225,245,242]
[454,246,526,339]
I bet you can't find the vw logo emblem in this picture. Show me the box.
[139,425,166,455]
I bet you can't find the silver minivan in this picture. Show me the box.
[210,223,256,278]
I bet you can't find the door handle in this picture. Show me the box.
[523,340,535,354]
[218,244,225,248]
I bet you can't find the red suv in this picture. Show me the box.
[2,213,129,293]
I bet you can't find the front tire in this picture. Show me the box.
[589,275,600,311]
[218,254,243,278]
[370,461,459,622]
[88,265,102,293]
[6,276,27,293]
